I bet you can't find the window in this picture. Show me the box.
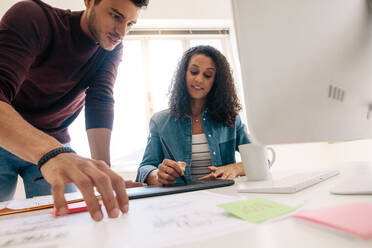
[69,29,234,169]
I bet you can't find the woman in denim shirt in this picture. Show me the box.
[136,45,249,185]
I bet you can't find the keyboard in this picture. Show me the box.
[237,169,339,194]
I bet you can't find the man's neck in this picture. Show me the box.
[80,11,94,41]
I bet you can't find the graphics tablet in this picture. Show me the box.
[127,179,234,200]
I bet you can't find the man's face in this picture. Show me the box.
[84,0,140,50]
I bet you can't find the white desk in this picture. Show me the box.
[1,166,371,248]
[179,174,372,248]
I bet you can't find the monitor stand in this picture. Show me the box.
[329,162,372,195]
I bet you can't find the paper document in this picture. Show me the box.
[0,210,94,248]
[0,192,88,216]
[0,191,255,248]
[120,191,255,247]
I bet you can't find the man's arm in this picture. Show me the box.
[0,101,61,164]
[0,102,129,221]
[87,128,146,188]
[87,128,111,165]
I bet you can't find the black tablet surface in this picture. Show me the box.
[127,179,235,200]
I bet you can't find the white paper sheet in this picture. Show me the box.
[0,211,93,248]
[0,191,254,248]
[102,191,255,247]
[1,192,84,210]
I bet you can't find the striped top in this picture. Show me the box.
[191,133,212,180]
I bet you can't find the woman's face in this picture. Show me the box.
[186,54,216,102]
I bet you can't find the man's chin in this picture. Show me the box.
[99,43,116,51]
[97,41,120,51]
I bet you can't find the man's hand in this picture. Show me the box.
[157,159,186,186]
[40,153,128,221]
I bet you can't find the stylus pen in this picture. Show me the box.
[160,137,188,184]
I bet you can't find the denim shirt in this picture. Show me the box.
[136,109,250,183]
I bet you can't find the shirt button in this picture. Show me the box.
[203,118,206,121]
[213,152,216,155]
[208,134,212,137]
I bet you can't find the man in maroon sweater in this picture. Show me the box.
[0,0,148,221]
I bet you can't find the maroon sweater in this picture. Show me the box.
[0,0,123,143]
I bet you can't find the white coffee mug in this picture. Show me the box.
[239,143,276,181]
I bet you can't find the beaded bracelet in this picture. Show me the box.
[33,147,76,182]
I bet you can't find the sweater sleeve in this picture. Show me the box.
[0,1,50,104]
[84,43,123,130]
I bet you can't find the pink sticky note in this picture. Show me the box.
[293,202,372,239]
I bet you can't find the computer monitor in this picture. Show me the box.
[231,0,372,145]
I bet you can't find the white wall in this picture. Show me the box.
[141,0,232,20]
[137,0,232,28]
[0,0,233,28]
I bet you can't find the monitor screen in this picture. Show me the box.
[231,0,372,145]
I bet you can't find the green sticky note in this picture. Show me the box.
[218,198,299,223]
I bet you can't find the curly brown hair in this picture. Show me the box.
[94,0,149,8]
[169,45,241,128]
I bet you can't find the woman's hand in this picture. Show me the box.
[156,159,186,186]
[146,169,161,186]
[124,180,146,188]
[199,162,244,180]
